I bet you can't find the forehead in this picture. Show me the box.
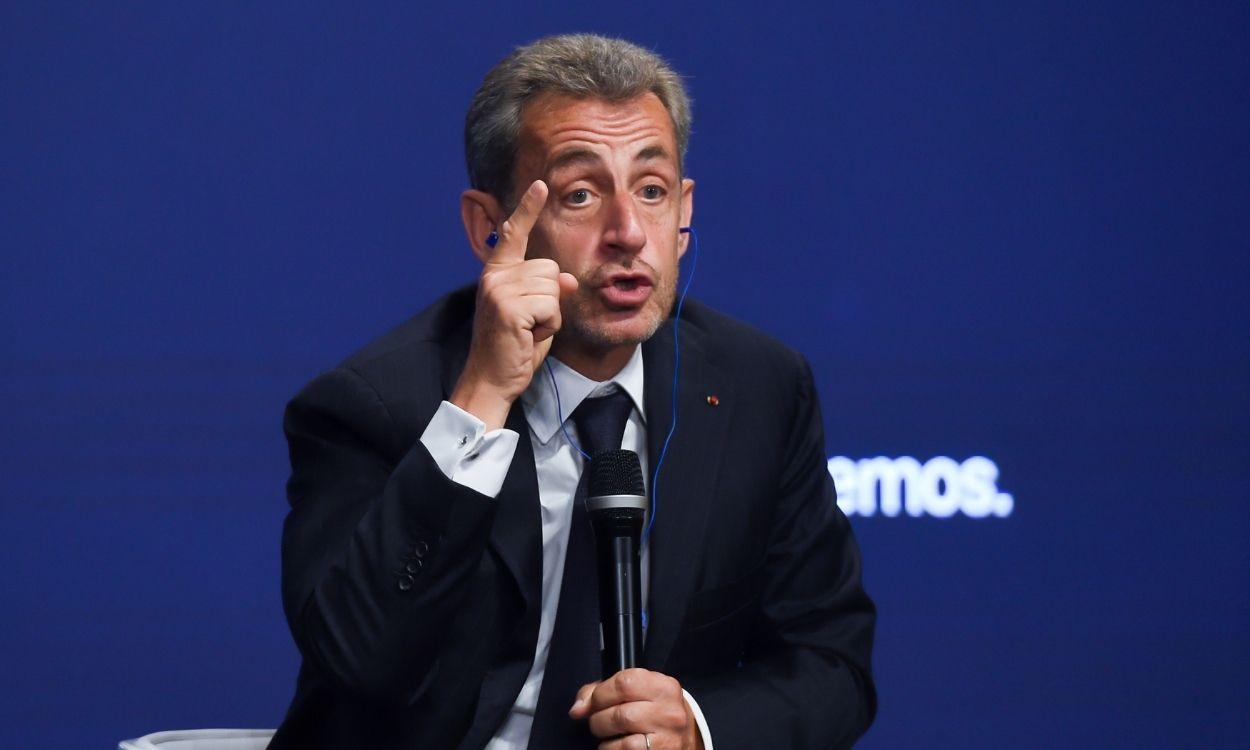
[517,92,678,164]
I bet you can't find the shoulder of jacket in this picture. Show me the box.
[338,284,476,372]
[681,298,807,376]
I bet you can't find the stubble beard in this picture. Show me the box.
[560,264,678,351]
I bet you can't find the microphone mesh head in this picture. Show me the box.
[587,449,645,497]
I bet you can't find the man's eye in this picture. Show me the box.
[641,185,665,200]
[567,189,590,205]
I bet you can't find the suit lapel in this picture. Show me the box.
[640,315,735,670]
[492,404,542,613]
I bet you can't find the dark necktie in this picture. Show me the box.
[528,388,635,749]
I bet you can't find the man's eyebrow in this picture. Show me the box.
[635,145,671,163]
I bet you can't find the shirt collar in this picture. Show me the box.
[521,344,646,446]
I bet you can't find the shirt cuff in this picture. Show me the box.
[419,400,519,498]
[682,688,714,750]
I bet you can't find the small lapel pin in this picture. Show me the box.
[706,395,720,407]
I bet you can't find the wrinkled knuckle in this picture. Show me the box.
[617,670,638,696]
[665,675,682,698]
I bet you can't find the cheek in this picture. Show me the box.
[641,202,682,241]
[542,222,600,270]
[642,223,681,265]
[529,221,572,260]
[644,197,679,220]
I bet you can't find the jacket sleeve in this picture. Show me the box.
[279,365,500,703]
[683,354,877,749]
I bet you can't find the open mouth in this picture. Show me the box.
[598,274,653,307]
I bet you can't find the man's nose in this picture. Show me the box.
[601,192,647,256]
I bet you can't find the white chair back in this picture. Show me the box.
[118,729,274,750]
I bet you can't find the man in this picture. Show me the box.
[272,34,875,749]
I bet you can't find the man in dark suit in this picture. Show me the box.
[272,34,875,749]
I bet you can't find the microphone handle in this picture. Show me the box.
[596,528,643,677]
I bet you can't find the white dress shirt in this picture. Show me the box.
[419,345,713,749]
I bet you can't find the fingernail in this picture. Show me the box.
[529,181,544,197]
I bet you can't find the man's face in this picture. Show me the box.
[511,92,694,352]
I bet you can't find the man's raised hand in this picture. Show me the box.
[451,180,579,430]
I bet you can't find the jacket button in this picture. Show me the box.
[412,540,430,558]
[397,575,414,592]
[405,559,423,574]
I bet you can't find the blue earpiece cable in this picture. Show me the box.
[548,358,588,459]
[546,226,700,544]
[646,226,698,545]
[546,226,700,631]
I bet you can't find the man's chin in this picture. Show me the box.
[567,308,666,349]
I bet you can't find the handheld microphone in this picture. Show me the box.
[586,448,648,677]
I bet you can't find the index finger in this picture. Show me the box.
[568,680,600,718]
[490,180,548,265]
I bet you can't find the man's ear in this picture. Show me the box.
[678,178,695,258]
[461,189,504,263]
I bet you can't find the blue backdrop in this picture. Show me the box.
[3,2,1248,748]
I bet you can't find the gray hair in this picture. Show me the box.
[465,34,692,207]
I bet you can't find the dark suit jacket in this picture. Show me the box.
[270,286,876,749]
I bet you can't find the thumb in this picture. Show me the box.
[557,272,579,297]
